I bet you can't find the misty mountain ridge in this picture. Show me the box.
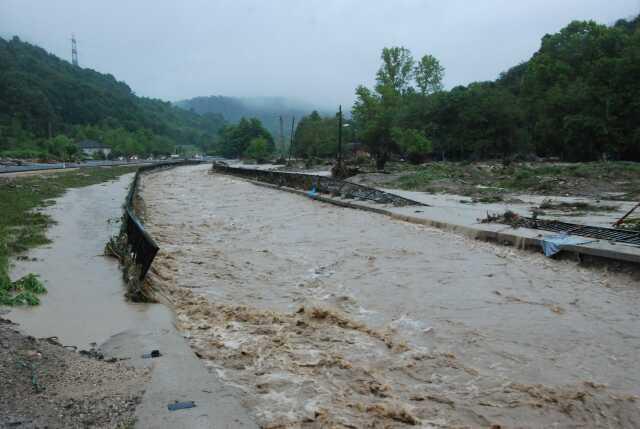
[176,95,333,137]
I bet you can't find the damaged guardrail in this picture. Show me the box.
[511,216,640,246]
[120,161,204,281]
[211,164,425,207]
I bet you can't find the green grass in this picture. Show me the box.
[538,199,618,213]
[0,166,139,306]
[391,162,481,190]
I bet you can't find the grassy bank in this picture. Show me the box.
[384,161,640,201]
[0,166,139,305]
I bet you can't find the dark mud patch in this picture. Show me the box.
[348,161,640,201]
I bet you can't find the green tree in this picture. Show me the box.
[350,16,640,163]
[376,47,415,95]
[391,128,432,164]
[47,135,77,161]
[217,117,274,158]
[353,85,390,170]
[415,54,445,95]
[244,136,272,163]
[292,111,338,158]
[354,46,420,169]
[520,19,638,160]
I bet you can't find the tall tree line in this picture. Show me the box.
[214,117,275,159]
[348,15,640,169]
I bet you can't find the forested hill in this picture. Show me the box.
[345,14,640,168]
[176,95,326,139]
[0,36,225,158]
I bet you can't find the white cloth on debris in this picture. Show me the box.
[541,233,595,257]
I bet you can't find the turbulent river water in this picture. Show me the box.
[140,164,640,428]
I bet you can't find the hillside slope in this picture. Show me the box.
[0,36,225,157]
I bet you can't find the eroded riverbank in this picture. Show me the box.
[140,164,640,428]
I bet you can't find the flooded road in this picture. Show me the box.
[141,164,640,428]
[9,173,169,350]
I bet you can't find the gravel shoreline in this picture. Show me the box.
[0,317,149,429]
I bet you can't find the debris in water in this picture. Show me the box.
[479,210,520,226]
[364,402,420,425]
[142,349,162,359]
[167,401,196,411]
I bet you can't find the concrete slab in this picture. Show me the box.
[385,190,640,264]
[384,188,639,229]
[101,308,257,429]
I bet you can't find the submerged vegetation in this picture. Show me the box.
[0,166,139,305]
[0,273,46,306]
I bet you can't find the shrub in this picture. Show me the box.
[243,137,272,163]
[391,128,432,164]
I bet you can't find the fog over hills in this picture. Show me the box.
[176,95,333,138]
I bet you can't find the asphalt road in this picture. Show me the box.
[0,157,228,174]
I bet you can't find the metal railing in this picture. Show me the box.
[211,164,425,207]
[513,216,640,246]
[0,159,178,174]
[123,161,204,279]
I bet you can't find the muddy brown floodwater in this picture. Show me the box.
[140,164,640,428]
[8,173,170,350]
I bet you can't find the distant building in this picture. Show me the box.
[77,140,111,157]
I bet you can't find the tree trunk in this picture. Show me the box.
[375,151,388,171]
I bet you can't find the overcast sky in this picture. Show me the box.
[2,0,639,109]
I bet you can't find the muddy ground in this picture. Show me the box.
[0,317,148,429]
[1,170,160,428]
[138,164,640,428]
[347,161,640,203]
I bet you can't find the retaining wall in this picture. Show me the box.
[123,161,204,279]
[211,164,424,207]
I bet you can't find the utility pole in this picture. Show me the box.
[337,105,343,169]
[279,116,284,157]
[71,34,79,67]
[288,116,296,162]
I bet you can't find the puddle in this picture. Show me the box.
[9,173,170,350]
[139,165,640,427]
